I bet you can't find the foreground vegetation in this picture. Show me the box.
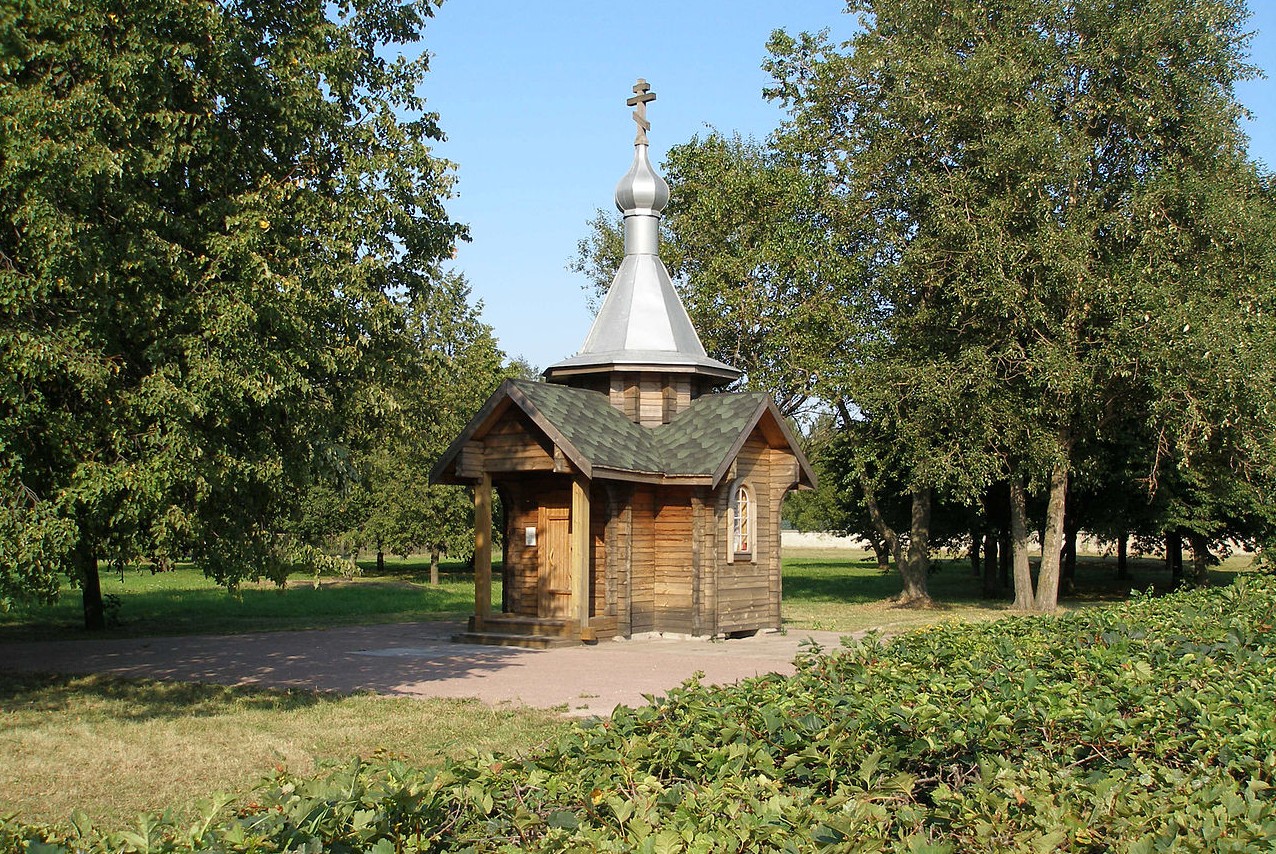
[7,573,1274,851]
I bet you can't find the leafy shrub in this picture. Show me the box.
[7,577,1276,851]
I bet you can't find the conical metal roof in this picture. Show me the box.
[545,80,740,384]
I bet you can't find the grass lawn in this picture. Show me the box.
[0,673,569,830]
[0,557,501,642]
[779,546,1256,634]
[5,548,1250,642]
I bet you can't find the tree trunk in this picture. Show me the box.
[429,547,441,586]
[870,537,891,571]
[1116,533,1130,580]
[896,489,932,606]
[1167,531,1183,589]
[998,529,1011,589]
[1060,516,1077,595]
[76,540,105,631]
[1034,459,1069,612]
[1187,532,1212,586]
[969,531,981,576]
[376,548,385,574]
[861,477,902,568]
[1009,479,1035,611]
[982,530,1000,598]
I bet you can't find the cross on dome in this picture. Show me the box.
[626,78,656,145]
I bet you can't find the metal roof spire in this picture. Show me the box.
[545,79,740,385]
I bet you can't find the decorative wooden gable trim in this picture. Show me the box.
[430,380,595,484]
[707,398,818,490]
[483,413,556,473]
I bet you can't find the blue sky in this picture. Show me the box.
[418,2,1276,372]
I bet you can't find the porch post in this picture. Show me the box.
[474,472,492,629]
[571,476,591,637]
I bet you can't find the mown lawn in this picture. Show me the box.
[0,557,500,642]
[0,673,569,830]
[780,547,1253,634]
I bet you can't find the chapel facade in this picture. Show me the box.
[431,80,815,646]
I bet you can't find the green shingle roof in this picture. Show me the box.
[434,378,814,487]
[512,380,664,473]
[511,379,773,480]
[654,393,771,476]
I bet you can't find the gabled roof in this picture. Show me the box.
[430,379,817,489]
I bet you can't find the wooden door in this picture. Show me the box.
[538,507,572,618]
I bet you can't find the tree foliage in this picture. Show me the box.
[0,0,464,623]
[346,273,509,579]
[762,0,1276,608]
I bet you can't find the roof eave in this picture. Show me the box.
[590,466,714,486]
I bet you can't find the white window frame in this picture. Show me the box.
[727,479,757,564]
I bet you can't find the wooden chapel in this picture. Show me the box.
[431,79,815,646]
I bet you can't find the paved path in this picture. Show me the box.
[0,623,854,717]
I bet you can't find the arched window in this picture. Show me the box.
[730,481,755,561]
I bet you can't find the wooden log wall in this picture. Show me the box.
[608,373,693,426]
[653,487,695,633]
[629,486,656,634]
[699,487,717,636]
[713,433,782,634]
[590,484,609,618]
[608,485,634,636]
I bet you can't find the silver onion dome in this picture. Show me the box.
[614,143,670,217]
[544,79,740,385]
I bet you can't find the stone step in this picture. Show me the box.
[476,616,579,638]
[451,631,579,650]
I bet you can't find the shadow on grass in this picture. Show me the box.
[782,564,902,605]
[0,672,344,722]
[357,557,476,582]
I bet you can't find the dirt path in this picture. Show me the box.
[0,622,855,717]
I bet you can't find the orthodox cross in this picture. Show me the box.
[626,78,656,144]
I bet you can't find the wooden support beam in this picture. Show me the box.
[691,492,703,637]
[572,476,590,635]
[474,472,492,630]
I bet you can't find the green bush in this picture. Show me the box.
[8,577,1276,852]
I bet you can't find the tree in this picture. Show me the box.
[345,273,509,583]
[0,0,465,626]
[765,0,1273,610]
